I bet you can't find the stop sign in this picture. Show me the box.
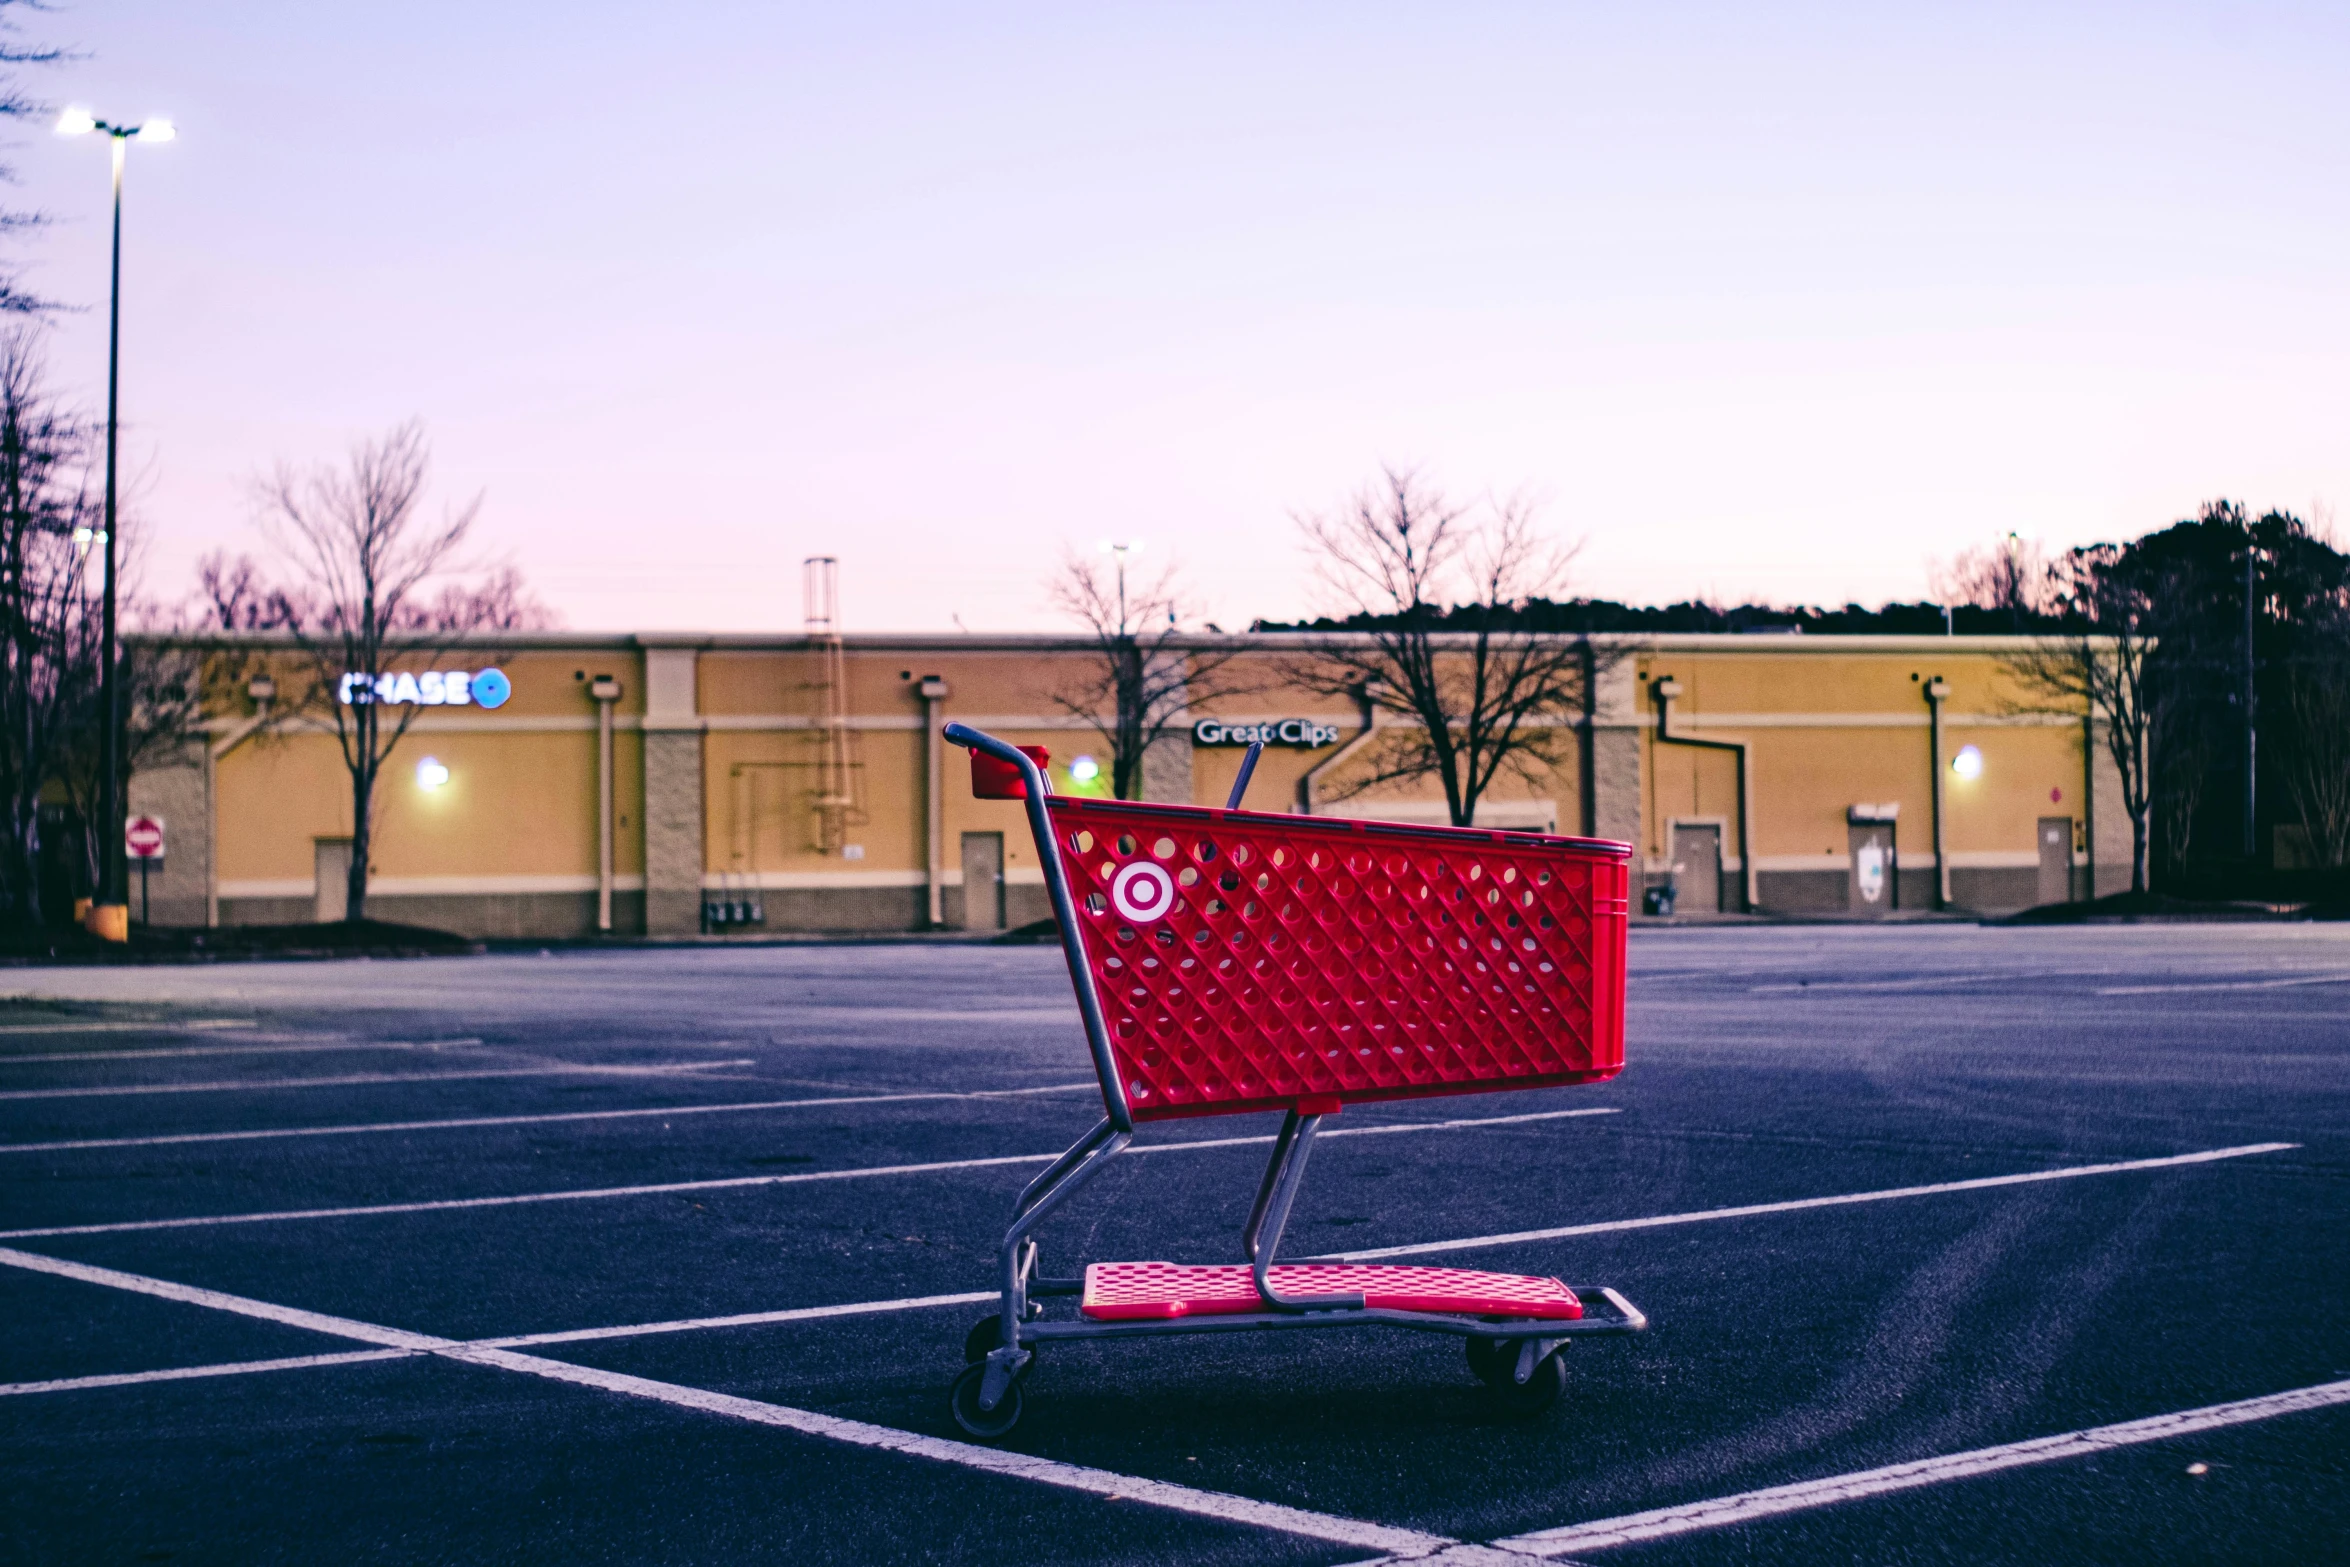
[125,815,165,860]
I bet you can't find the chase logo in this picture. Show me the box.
[337,667,512,709]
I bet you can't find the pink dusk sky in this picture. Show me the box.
[16,1,2350,633]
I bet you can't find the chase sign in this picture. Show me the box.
[338,668,512,709]
[1192,718,1340,748]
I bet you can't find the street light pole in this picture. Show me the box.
[1102,540,1142,634]
[98,133,122,927]
[56,108,173,941]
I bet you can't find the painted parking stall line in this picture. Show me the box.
[0,1080,1102,1154]
[0,1107,1619,1238]
[2098,973,2350,995]
[1474,1378,2350,1557]
[0,1246,1450,1557]
[0,1350,414,1398]
[16,1243,2344,1561]
[0,1019,256,1036]
[1327,1143,2301,1262]
[0,1126,2280,1246]
[0,1139,2297,1377]
[0,1037,483,1065]
[0,1059,753,1102]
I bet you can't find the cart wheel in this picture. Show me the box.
[948,1362,1025,1439]
[1490,1349,1567,1417]
[1465,1336,1513,1387]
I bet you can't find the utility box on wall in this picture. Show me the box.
[1846,804,1899,918]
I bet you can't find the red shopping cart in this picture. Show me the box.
[942,723,1646,1437]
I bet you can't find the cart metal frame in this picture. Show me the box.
[942,723,1647,1431]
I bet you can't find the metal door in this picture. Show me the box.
[1848,822,1895,916]
[313,839,352,923]
[2037,817,2073,906]
[1669,824,1721,914]
[958,831,1004,930]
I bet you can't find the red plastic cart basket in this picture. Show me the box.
[940,723,1646,1438]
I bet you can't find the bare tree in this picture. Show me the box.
[0,331,99,921]
[1288,466,1597,827]
[0,2,61,317]
[2006,544,2169,893]
[2152,711,2209,884]
[1932,533,2053,627]
[0,330,203,924]
[245,421,548,923]
[1045,548,1237,800]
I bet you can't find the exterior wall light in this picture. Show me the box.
[1951,744,1983,781]
[1068,755,1100,783]
[416,756,451,791]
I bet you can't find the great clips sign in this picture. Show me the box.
[1192,718,1339,748]
[338,668,512,709]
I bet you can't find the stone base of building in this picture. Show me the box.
[1637,864,2088,917]
[218,891,648,940]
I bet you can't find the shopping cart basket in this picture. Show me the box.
[941,723,1647,1437]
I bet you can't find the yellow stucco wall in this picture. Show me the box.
[187,631,2102,923]
[1629,644,2090,868]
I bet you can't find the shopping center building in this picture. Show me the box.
[122,630,2128,936]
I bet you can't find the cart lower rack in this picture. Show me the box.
[942,724,1646,1437]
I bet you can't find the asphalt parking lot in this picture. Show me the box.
[3,925,2345,1565]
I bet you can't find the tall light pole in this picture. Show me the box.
[1100,540,1143,633]
[55,107,174,940]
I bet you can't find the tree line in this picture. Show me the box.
[1054,476,2350,906]
[1999,503,2350,896]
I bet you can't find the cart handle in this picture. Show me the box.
[943,722,1133,1133]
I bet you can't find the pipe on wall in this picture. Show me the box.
[1651,677,1756,912]
[919,676,949,926]
[1924,676,1950,909]
[1299,682,1383,814]
[589,675,622,931]
[2081,703,2096,902]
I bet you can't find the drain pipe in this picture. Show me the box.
[588,675,622,931]
[204,675,276,928]
[1924,677,1950,909]
[1652,678,1756,912]
[919,676,950,926]
[1299,682,1385,814]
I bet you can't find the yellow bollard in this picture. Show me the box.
[84,903,129,942]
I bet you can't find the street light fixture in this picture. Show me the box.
[55,107,174,941]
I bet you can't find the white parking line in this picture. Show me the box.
[0,1059,754,1103]
[0,1038,482,1065]
[1477,1378,2350,1557]
[476,1292,1001,1348]
[2098,973,2350,995]
[1747,973,2079,994]
[0,1350,413,1397]
[0,1107,1619,1239]
[491,1140,2297,1345]
[0,1245,1449,1557]
[1326,1143,2300,1262]
[2,1137,2289,1365]
[0,1019,254,1035]
[0,1081,1102,1154]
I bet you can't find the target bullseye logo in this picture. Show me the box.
[1110,861,1177,923]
